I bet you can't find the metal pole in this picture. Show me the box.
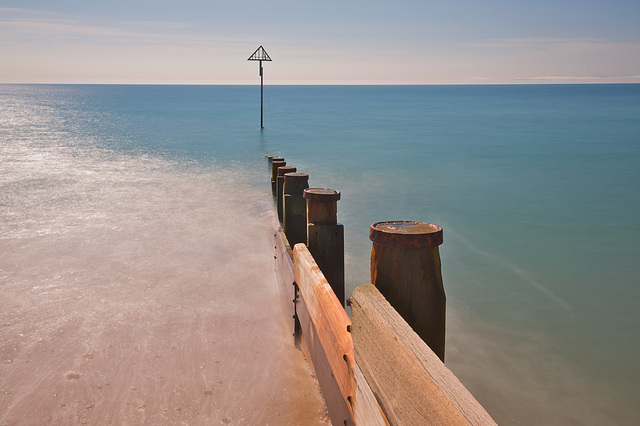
[248,46,271,129]
[260,60,264,129]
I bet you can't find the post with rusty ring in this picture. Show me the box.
[283,173,309,246]
[304,188,345,306]
[276,166,297,224]
[369,221,446,361]
[270,158,285,197]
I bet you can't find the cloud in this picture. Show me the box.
[2,7,639,84]
[0,7,262,83]
[0,7,249,46]
[513,75,640,84]
[469,37,601,48]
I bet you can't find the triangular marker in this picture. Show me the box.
[248,45,272,61]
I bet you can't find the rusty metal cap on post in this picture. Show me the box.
[277,166,297,176]
[303,188,341,201]
[370,221,443,248]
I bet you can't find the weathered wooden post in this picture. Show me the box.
[271,158,285,197]
[369,221,446,361]
[276,166,297,224]
[304,188,345,306]
[283,173,309,246]
[266,154,274,171]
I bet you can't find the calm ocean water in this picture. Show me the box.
[1,84,639,424]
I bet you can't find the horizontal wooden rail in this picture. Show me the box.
[273,229,296,336]
[350,284,496,425]
[273,235,386,426]
[293,243,356,423]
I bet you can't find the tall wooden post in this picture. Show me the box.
[276,166,297,224]
[304,188,345,306]
[369,221,446,361]
[283,173,309,246]
[271,159,285,197]
[270,156,283,168]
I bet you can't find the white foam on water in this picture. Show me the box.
[0,137,328,424]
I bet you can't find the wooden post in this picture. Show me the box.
[369,220,446,361]
[271,159,285,197]
[283,173,309,246]
[266,154,274,172]
[276,166,297,224]
[304,188,345,306]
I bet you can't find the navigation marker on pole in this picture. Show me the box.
[248,45,272,129]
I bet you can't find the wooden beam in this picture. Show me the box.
[293,243,356,421]
[273,230,295,336]
[354,362,389,426]
[350,284,496,426]
[296,292,355,426]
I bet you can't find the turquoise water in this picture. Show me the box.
[1,84,639,424]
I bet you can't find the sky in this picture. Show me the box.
[1,0,639,84]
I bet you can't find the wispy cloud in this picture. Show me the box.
[2,6,639,84]
[0,8,247,46]
[117,21,193,29]
[469,37,602,47]
[467,36,640,54]
[513,75,640,83]
[0,7,262,83]
[0,7,54,15]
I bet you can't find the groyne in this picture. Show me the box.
[268,154,496,425]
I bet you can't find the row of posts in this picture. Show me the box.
[267,154,447,361]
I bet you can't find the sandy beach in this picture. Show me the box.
[0,154,328,424]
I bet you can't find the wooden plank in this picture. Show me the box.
[293,243,356,420]
[273,229,295,336]
[296,291,355,426]
[351,284,497,426]
[354,362,389,426]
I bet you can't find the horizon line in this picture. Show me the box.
[2,80,640,86]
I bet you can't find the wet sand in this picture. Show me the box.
[1,233,328,424]
[0,162,329,424]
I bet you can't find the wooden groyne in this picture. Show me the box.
[268,155,496,426]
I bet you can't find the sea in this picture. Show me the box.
[1,84,639,425]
